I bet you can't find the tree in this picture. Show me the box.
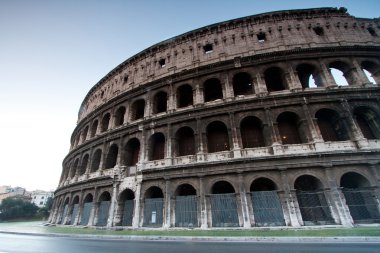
[0,197,38,220]
[37,197,53,218]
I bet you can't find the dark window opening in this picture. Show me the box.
[296,64,321,88]
[100,113,111,132]
[257,32,266,42]
[114,107,126,127]
[354,107,380,139]
[175,184,196,196]
[177,84,193,108]
[207,121,230,153]
[124,138,140,166]
[250,178,277,191]
[131,99,145,120]
[367,27,377,36]
[240,116,265,148]
[329,61,351,86]
[295,175,323,191]
[313,27,324,36]
[204,78,223,102]
[203,44,213,53]
[212,181,235,194]
[277,112,302,145]
[264,67,286,92]
[84,194,93,203]
[316,109,349,142]
[233,72,253,96]
[176,127,195,156]
[145,186,164,198]
[70,159,79,178]
[90,120,98,138]
[105,144,118,169]
[120,189,135,201]
[123,75,129,83]
[99,192,111,202]
[153,91,167,114]
[90,149,102,172]
[80,154,89,175]
[149,133,165,160]
[159,59,166,68]
[341,172,370,188]
[81,126,89,143]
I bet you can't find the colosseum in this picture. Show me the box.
[49,7,380,229]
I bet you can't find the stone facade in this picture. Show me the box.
[50,8,380,229]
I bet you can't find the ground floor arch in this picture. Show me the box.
[174,184,198,227]
[143,186,164,227]
[96,191,111,226]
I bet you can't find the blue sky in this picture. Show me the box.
[0,0,379,191]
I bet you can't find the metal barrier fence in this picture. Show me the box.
[70,204,79,225]
[122,200,134,226]
[343,188,380,223]
[60,204,68,224]
[296,190,335,225]
[96,201,110,226]
[251,191,285,226]
[210,193,239,227]
[80,202,92,225]
[175,195,198,227]
[143,198,164,227]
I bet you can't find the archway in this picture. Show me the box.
[119,189,135,226]
[96,191,111,226]
[80,194,93,226]
[175,184,198,227]
[210,181,239,227]
[240,116,265,148]
[250,178,285,226]
[295,175,334,225]
[143,186,164,227]
[70,196,80,225]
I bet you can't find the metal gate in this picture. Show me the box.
[210,193,239,227]
[80,202,93,225]
[60,204,68,224]
[96,201,110,226]
[70,204,79,225]
[143,198,163,227]
[122,200,134,226]
[175,195,198,227]
[343,188,380,223]
[251,191,285,226]
[296,190,335,225]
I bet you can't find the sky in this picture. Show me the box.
[0,0,379,191]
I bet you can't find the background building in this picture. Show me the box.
[30,191,54,208]
[50,7,380,229]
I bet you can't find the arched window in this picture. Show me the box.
[105,144,118,169]
[131,99,145,120]
[176,127,195,156]
[277,112,303,144]
[149,133,165,160]
[100,113,111,132]
[119,189,135,226]
[207,121,230,153]
[96,191,111,226]
[153,91,167,114]
[80,194,93,225]
[70,196,80,225]
[90,120,98,138]
[361,61,379,85]
[329,61,351,86]
[240,116,265,148]
[264,67,286,92]
[114,106,126,127]
[70,159,79,178]
[175,184,197,227]
[177,84,193,108]
[233,72,253,96]
[296,64,322,88]
[90,149,102,172]
[315,109,349,141]
[143,186,164,227]
[79,154,89,175]
[124,138,140,166]
[81,126,89,143]
[354,107,380,139]
[204,78,223,102]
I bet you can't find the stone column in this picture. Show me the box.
[163,179,171,228]
[223,72,234,101]
[166,124,173,165]
[238,173,251,228]
[87,187,99,226]
[194,82,204,106]
[229,113,241,158]
[196,118,206,162]
[286,64,303,91]
[132,179,142,228]
[167,83,175,112]
[319,61,337,87]
[144,90,152,118]
[280,170,301,227]
[107,179,120,227]
[199,176,208,228]
[352,58,372,85]
[265,107,282,154]
[255,73,267,95]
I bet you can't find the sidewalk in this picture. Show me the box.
[1,221,380,242]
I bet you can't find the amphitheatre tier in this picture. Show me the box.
[50,7,380,229]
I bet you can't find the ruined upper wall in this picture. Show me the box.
[77,7,380,122]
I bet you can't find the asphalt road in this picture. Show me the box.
[0,233,379,253]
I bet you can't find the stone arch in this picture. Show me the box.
[277,112,304,144]
[264,66,287,92]
[100,113,111,132]
[148,132,165,161]
[174,184,198,227]
[104,144,118,169]
[143,186,164,227]
[90,149,102,172]
[361,60,379,84]
[177,84,193,108]
[90,119,98,138]
[130,99,145,121]
[206,121,230,153]
[296,63,323,88]
[70,195,80,225]
[70,158,80,178]
[175,126,195,156]
[60,196,70,224]
[96,191,111,226]
[81,125,89,143]
[250,177,278,191]
[118,189,135,226]
[79,154,89,175]
[80,192,94,225]
[204,78,223,102]
[233,72,254,96]
[354,106,380,139]
[315,108,349,141]
[329,60,352,86]
[123,138,140,166]
[114,106,126,127]
[294,175,334,225]
[153,91,168,114]
[240,116,265,148]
